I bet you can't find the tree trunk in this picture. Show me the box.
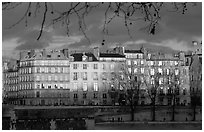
[152,98,156,121]
[171,95,175,121]
[192,105,196,121]
[131,107,134,121]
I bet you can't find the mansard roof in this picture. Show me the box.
[70,53,98,61]
[99,53,126,58]
[124,50,143,54]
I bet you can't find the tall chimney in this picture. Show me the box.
[93,47,99,60]
[62,49,69,58]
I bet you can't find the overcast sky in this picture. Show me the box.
[2,2,202,59]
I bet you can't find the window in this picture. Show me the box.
[54,76,58,81]
[94,82,98,91]
[73,72,78,80]
[65,76,69,81]
[121,74,124,80]
[73,64,78,69]
[93,93,98,99]
[158,61,162,66]
[83,82,88,91]
[93,72,98,80]
[151,78,154,85]
[102,64,105,70]
[102,72,107,80]
[159,87,164,94]
[48,67,51,73]
[51,67,55,73]
[158,68,163,74]
[29,68,32,74]
[37,84,41,89]
[159,78,163,85]
[127,60,131,65]
[128,68,131,73]
[170,61,173,66]
[45,67,48,73]
[82,72,87,80]
[183,88,186,95]
[133,68,137,73]
[48,76,52,81]
[74,93,78,99]
[41,84,45,89]
[183,69,186,75]
[110,64,114,70]
[83,64,87,69]
[73,83,78,91]
[48,84,51,89]
[60,76,63,81]
[83,93,87,99]
[141,60,144,65]
[58,67,61,73]
[150,61,154,66]
[141,68,144,74]
[37,67,40,73]
[93,64,98,69]
[134,60,137,65]
[175,61,178,66]
[36,76,40,81]
[36,91,40,98]
[54,84,58,89]
[41,76,44,81]
[150,69,154,75]
[175,69,179,75]
[166,69,170,75]
[168,97,171,105]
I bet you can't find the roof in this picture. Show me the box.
[125,50,143,54]
[70,53,98,61]
[99,53,126,58]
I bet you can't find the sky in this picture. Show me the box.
[2,2,202,59]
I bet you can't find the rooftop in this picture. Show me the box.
[125,50,143,54]
[70,53,98,61]
[99,53,126,58]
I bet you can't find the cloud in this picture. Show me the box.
[122,38,192,52]
[15,29,53,50]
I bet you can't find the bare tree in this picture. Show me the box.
[2,2,196,41]
[167,72,180,121]
[189,55,202,121]
[144,73,161,121]
[109,61,141,121]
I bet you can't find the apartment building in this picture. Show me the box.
[3,46,192,106]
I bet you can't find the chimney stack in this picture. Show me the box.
[93,47,99,60]
[62,49,69,58]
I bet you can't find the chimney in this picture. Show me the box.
[179,51,185,61]
[62,49,69,58]
[93,47,99,60]
[114,46,125,55]
[20,51,28,60]
[42,49,46,57]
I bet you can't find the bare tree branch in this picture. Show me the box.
[37,2,48,40]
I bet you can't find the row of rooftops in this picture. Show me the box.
[3,46,200,71]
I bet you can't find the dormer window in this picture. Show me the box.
[82,54,87,61]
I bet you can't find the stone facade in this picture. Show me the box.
[3,46,193,106]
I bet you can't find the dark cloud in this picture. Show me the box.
[2,2,202,57]
[15,29,53,50]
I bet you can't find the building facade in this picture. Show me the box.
[3,46,193,106]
